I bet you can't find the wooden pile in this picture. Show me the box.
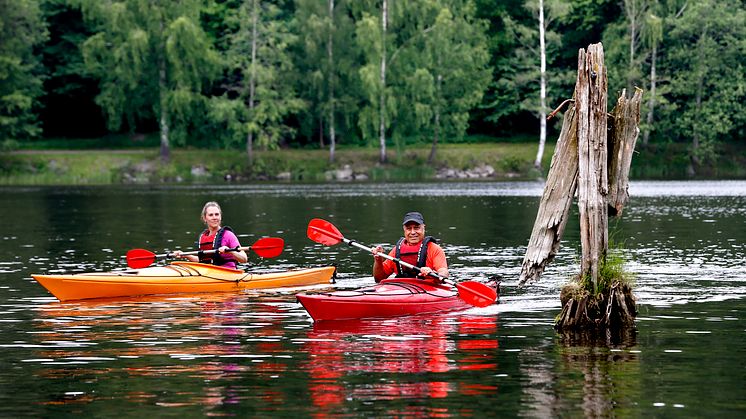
[518,43,642,331]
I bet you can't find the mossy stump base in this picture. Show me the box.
[555,280,637,331]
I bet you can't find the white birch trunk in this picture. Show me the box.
[159,54,170,163]
[158,19,170,163]
[328,0,336,163]
[534,0,547,169]
[428,71,442,164]
[642,43,656,145]
[246,0,258,166]
[379,0,387,164]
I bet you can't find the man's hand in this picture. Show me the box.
[372,245,385,260]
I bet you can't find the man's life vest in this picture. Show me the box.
[394,236,436,277]
[196,226,233,266]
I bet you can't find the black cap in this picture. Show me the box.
[402,211,425,225]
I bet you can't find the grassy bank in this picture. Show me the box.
[0,143,549,185]
[1,140,744,185]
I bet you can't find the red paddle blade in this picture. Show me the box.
[251,237,284,258]
[456,281,498,308]
[307,218,344,246]
[126,248,156,269]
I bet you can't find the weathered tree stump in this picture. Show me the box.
[518,104,578,286]
[608,88,643,217]
[556,280,637,330]
[576,44,609,292]
[517,43,640,334]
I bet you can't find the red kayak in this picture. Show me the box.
[296,278,498,321]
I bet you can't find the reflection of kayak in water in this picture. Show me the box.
[301,314,500,413]
[296,278,499,321]
[32,262,336,301]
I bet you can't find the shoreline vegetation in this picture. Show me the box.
[2,138,745,185]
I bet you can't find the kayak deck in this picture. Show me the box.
[32,262,336,301]
[297,278,493,321]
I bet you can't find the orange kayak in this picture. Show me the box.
[32,262,336,302]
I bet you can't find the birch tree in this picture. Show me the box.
[419,0,490,162]
[622,0,649,94]
[78,0,219,162]
[535,0,547,169]
[354,0,489,164]
[355,0,393,163]
[294,0,357,163]
[503,0,572,170]
[640,10,662,146]
[215,0,304,166]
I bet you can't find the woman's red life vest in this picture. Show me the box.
[394,236,435,277]
[195,226,233,266]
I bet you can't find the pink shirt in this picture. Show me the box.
[218,229,241,269]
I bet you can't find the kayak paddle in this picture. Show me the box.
[126,237,285,269]
[306,218,497,308]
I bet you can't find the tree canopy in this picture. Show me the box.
[1,0,744,170]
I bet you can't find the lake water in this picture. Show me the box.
[1,180,745,416]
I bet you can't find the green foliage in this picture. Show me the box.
[597,246,634,291]
[9,133,159,149]
[416,0,492,145]
[0,0,742,172]
[663,0,746,162]
[76,0,220,153]
[354,0,491,157]
[40,0,104,138]
[498,155,526,172]
[632,141,746,179]
[575,240,635,297]
[292,0,361,149]
[1,140,21,152]
[1,141,545,184]
[216,0,305,156]
[0,0,48,142]
[601,0,745,170]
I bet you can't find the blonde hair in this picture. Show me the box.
[200,201,222,223]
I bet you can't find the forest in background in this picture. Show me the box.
[2,0,744,177]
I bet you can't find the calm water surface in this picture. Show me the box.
[1,180,745,416]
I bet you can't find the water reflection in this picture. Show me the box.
[2,181,746,416]
[299,314,500,416]
[23,294,307,412]
[553,335,642,417]
[23,294,510,416]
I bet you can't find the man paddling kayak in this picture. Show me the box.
[173,201,248,269]
[372,211,449,283]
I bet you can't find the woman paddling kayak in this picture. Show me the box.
[173,201,247,269]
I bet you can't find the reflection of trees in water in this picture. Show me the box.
[518,328,639,417]
[558,329,639,416]
[518,336,560,417]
